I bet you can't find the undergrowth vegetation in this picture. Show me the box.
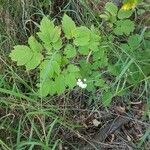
[0,0,150,150]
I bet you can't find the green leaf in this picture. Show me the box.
[65,73,77,89]
[38,79,56,97]
[26,52,43,70]
[94,78,106,88]
[28,36,43,52]
[128,34,141,49]
[40,53,62,80]
[37,16,54,44]
[78,46,89,55]
[62,14,76,39]
[51,26,61,43]
[79,60,92,77]
[74,26,91,46]
[37,16,61,51]
[53,53,62,64]
[67,64,80,73]
[118,9,132,19]
[55,75,66,94]
[99,14,109,20]
[93,47,105,61]
[52,61,61,75]
[114,19,135,35]
[64,44,77,58]
[102,91,113,107]
[105,2,118,16]
[40,60,54,79]
[52,39,62,50]
[86,81,95,92]
[10,36,43,70]
[10,45,33,66]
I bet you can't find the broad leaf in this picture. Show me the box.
[74,26,91,46]
[128,34,141,49]
[55,75,66,94]
[67,64,80,73]
[40,60,54,80]
[78,46,89,55]
[26,52,43,70]
[105,2,118,16]
[28,36,43,52]
[118,9,132,19]
[65,73,77,89]
[114,19,135,35]
[10,45,33,66]
[37,16,61,51]
[62,14,76,39]
[64,44,77,58]
[10,36,43,70]
[38,79,56,97]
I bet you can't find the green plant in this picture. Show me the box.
[100,2,135,36]
[10,14,109,99]
[9,2,150,107]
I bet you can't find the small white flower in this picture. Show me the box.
[77,78,87,89]
[78,79,81,82]
[81,83,87,89]
[77,81,82,86]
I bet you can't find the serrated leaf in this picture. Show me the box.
[37,16,54,44]
[62,14,76,39]
[26,52,43,70]
[74,26,91,46]
[28,36,43,52]
[78,46,89,55]
[118,9,132,19]
[93,47,105,61]
[67,64,80,73]
[55,75,66,94]
[40,53,61,80]
[105,2,118,16]
[53,53,62,64]
[40,16,55,33]
[38,79,56,97]
[52,61,61,75]
[128,34,141,49]
[51,26,61,43]
[64,44,77,58]
[38,79,51,97]
[40,60,54,80]
[114,19,135,35]
[65,73,77,89]
[37,16,61,51]
[10,45,33,66]
[53,39,62,50]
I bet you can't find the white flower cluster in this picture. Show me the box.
[77,79,87,89]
